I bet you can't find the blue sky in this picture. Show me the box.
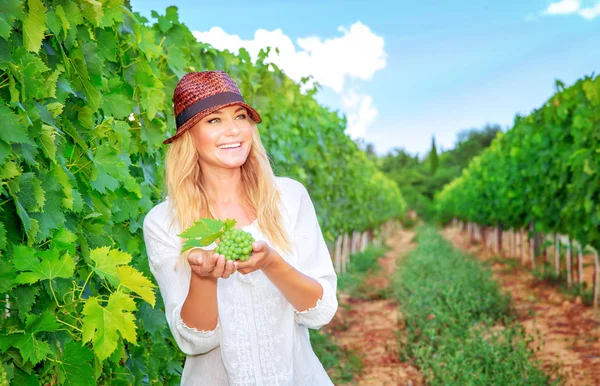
[131,0,600,156]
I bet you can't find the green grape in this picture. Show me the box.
[216,228,255,261]
[0,364,8,386]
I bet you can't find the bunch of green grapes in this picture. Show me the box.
[38,372,54,386]
[214,228,255,261]
[0,364,8,386]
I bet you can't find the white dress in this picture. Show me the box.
[142,176,338,385]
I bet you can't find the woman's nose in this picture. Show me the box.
[225,120,241,135]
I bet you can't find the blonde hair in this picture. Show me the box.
[164,120,291,265]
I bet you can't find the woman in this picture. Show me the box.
[142,70,338,385]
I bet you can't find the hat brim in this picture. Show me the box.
[163,102,262,145]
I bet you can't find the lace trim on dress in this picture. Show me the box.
[175,309,219,336]
[294,297,323,315]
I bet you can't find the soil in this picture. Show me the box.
[443,227,600,386]
[324,228,424,386]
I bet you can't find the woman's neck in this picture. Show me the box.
[200,167,244,205]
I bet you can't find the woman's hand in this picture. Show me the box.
[187,249,238,279]
[237,241,282,275]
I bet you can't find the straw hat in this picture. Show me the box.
[163,70,262,145]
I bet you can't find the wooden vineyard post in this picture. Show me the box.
[497,226,502,256]
[577,243,583,286]
[334,236,342,273]
[565,237,572,288]
[529,223,535,269]
[341,233,349,274]
[593,248,599,309]
[520,228,526,266]
[512,230,517,258]
[360,231,368,252]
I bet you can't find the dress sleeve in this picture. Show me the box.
[292,186,339,329]
[142,212,221,355]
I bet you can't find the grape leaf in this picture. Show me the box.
[82,291,137,361]
[0,105,29,144]
[12,285,39,322]
[0,139,10,165]
[51,227,77,255]
[56,341,95,386]
[14,311,59,365]
[0,160,21,180]
[13,246,75,284]
[90,246,132,285]
[117,265,156,307]
[223,218,236,231]
[181,238,205,253]
[178,218,223,239]
[0,0,24,39]
[23,0,47,53]
[17,172,45,212]
[0,220,6,249]
[138,302,167,335]
[0,260,15,292]
[46,102,64,118]
[39,124,56,162]
[102,92,134,119]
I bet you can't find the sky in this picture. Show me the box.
[131,0,600,157]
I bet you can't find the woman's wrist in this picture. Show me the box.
[262,250,290,277]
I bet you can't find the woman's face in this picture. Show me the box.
[191,105,254,170]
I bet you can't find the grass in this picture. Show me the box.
[309,330,363,384]
[532,266,595,306]
[393,225,560,386]
[337,245,387,299]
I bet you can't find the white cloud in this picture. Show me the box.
[342,90,379,138]
[545,0,580,15]
[543,0,600,19]
[579,3,600,19]
[192,23,386,139]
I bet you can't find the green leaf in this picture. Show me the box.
[138,302,167,335]
[223,218,236,231]
[80,0,103,27]
[14,311,59,364]
[0,0,24,39]
[82,291,137,361]
[12,285,39,322]
[0,260,16,292]
[13,246,75,284]
[89,246,131,285]
[178,218,224,239]
[0,105,28,144]
[29,169,67,241]
[46,102,64,118]
[23,0,47,53]
[39,124,57,161]
[56,342,95,386]
[103,92,134,119]
[181,238,205,253]
[50,164,75,210]
[117,266,156,307]
[17,172,45,212]
[52,227,78,253]
[1,160,21,180]
[0,139,11,165]
[0,220,5,250]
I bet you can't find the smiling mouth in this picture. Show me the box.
[217,142,242,149]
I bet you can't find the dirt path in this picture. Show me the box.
[325,228,424,386]
[442,227,600,386]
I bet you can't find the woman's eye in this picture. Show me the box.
[208,118,220,124]
[236,114,247,120]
